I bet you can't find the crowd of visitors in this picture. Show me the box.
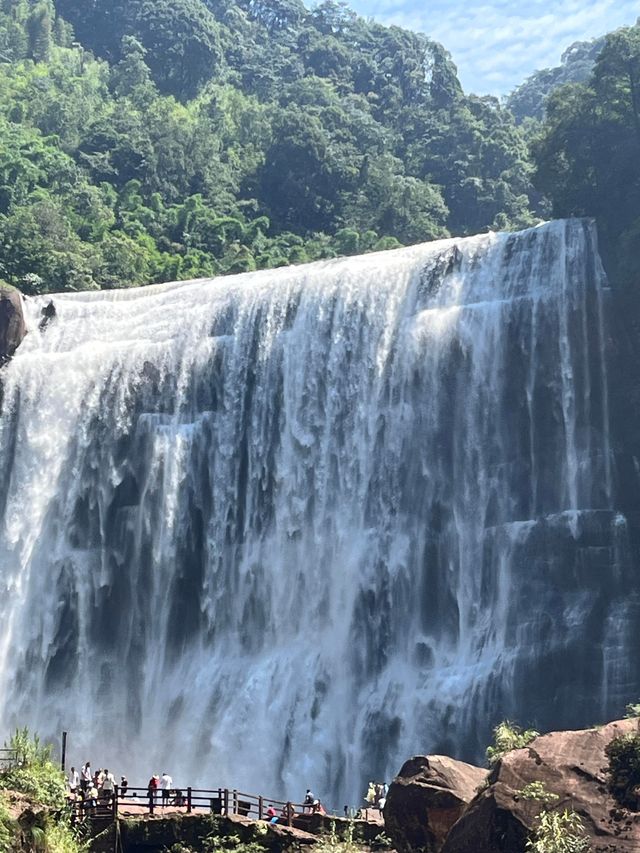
[67,762,183,814]
[67,764,376,824]
[364,781,388,811]
[66,762,127,814]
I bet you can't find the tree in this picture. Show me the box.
[27,0,53,62]
[109,35,155,103]
[532,23,640,281]
[344,153,448,244]
[605,733,640,808]
[131,0,223,99]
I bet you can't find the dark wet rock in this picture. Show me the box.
[384,755,487,853]
[0,284,26,364]
[39,299,56,331]
[441,718,640,853]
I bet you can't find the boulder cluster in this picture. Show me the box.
[384,719,640,853]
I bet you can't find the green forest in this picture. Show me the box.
[0,0,638,294]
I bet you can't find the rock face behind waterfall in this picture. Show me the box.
[384,756,486,853]
[440,719,640,853]
[0,285,26,362]
[0,219,633,802]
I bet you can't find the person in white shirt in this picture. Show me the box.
[68,766,79,797]
[81,762,91,793]
[160,772,173,806]
[101,769,116,804]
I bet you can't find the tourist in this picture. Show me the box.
[365,782,376,805]
[147,774,158,811]
[160,771,173,806]
[81,762,91,793]
[311,800,326,815]
[68,766,79,797]
[102,768,116,803]
[85,783,98,814]
[120,775,128,797]
[303,789,314,812]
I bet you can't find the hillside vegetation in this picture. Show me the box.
[0,0,535,293]
[0,1,639,296]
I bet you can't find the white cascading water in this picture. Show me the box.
[0,219,628,805]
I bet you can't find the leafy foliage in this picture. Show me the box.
[0,794,18,853]
[507,36,606,123]
[605,733,640,809]
[0,728,66,810]
[0,0,538,294]
[0,729,84,853]
[519,781,560,806]
[532,21,640,290]
[625,702,640,719]
[526,809,589,853]
[312,821,359,853]
[486,721,539,766]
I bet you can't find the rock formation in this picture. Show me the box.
[441,718,640,853]
[384,755,487,853]
[0,284,26,364]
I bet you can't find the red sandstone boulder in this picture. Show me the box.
[441,718,640,853]
[0,284,26,363]
[384,755,487,853]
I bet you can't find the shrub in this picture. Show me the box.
[526,809,589,853]
[0,728,66,810]
[605,733,640,808]
[519,781,559,806]
[625,702,640,719]
[0,793,18,852]
[486,721,539,766]
[314,823,358,853]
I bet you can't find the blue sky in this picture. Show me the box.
[346,0,639,95]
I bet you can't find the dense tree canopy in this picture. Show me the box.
[0,0,541,293]
[532,22,640,288]
[507,37,606,124]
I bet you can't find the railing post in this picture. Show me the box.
[187,787,192,814]
[223,788,229,816]
[287,802,292,827]
[258,796,263,820]
[232,789,238,814]
[149,789,155,815]
[114,785,119,820]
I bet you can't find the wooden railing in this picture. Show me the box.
[70,785,312,826]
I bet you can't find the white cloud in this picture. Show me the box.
[347,0,639,93]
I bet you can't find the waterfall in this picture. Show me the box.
[0,219,627,805]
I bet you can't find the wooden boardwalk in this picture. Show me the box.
[71,784,336,826]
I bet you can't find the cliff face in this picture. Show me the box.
[608,286,640,508]
[0,220,627,801]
